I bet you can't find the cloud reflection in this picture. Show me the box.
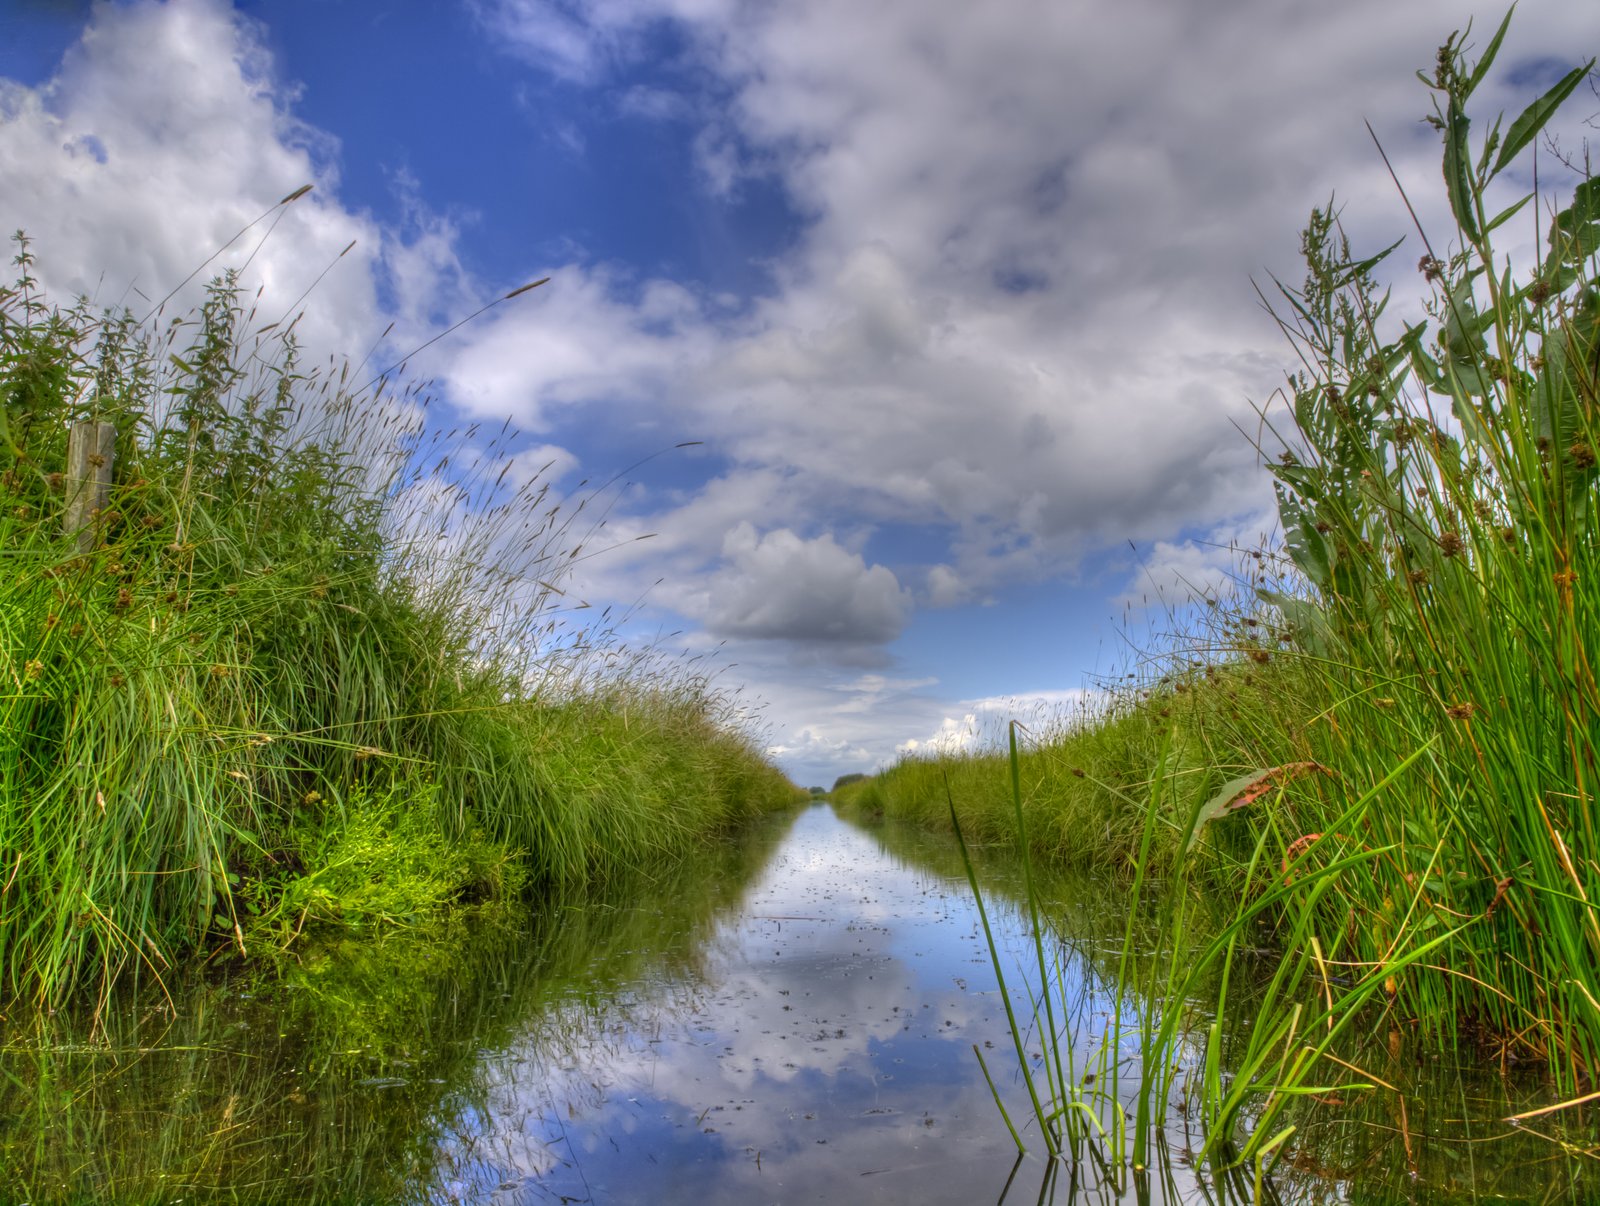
[430,806,1203,1204]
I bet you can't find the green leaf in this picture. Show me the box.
[1259,589,1334,657]
[1484,193,1532,235]
[1409,341,1444,391]
[1446,358,1495,398]
[1443,96,1479,241]
[1332,237,1404,289]
[1465,7,1515,99]
[1277,485,1334,590]
[1492,62,1592,179]
[1549,178,1600,267]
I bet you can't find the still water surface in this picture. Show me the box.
[2,804,1591,1203]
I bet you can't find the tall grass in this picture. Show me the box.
[842,8,1600,1178]
[0,808,794,1202]
[0,231,799,1008]
[1251,14,1600,1085]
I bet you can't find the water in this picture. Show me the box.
[434,803,1064,1204]
[1,804,1593,1203]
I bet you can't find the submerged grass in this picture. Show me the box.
[840,8,1600,1184]
[0,230,799,1008]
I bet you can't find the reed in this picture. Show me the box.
[1248,10,1600,1086]
[850,7,1600,1178]
[0,234,798,1008]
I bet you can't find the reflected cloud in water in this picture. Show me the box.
[433,805,1188,1204]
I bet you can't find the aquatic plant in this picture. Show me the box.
[1252,11,1600,1087]
[861,6,1600,1183]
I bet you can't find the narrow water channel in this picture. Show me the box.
[431,801,1076,1204]
[2,803,1592,1203]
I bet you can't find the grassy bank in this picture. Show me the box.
[832,650,1308,877]
[1,808,797,1202]
[0,239,800,1008]
[834,10,1600,1158]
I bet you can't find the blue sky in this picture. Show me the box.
[3,0,1597,785]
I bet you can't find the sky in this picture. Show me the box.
[2,0,1597,787]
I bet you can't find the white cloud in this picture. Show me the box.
[15,0,1597,781]
[467,0,1600,609]
[1116,503,1281,609]
[764,727,874,775]
[467,0,1600,775]
[0,0,394,364]
[435,267,715,430]
[925,564,973,608]
[896,714,978,758]
[702,521,911,643]
[830,673,939,712]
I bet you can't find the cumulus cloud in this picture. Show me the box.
[765,727,874,773]
[925,564,974,608]
[461,0,1600,774]
[15,0,1597,780]
[1117,503,1281,609]
[468,0,1600,624]
[0,0,394,361]
[435,268,716,429]
[702,521,911,643]
[896,714,978,758]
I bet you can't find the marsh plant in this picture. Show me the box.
[1257,13,1600,1087]
[866,10,1600,1189]
[0,224,797,1010]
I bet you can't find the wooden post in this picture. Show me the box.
[63,421,115,554]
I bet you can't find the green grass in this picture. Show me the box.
[832,652,1306,876]
[0,809,795,1202]
[0,234,800,1009]
[838,8,1600,1173]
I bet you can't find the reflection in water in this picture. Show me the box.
[438,804,1077,1204]
[1,804,1591,1204]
